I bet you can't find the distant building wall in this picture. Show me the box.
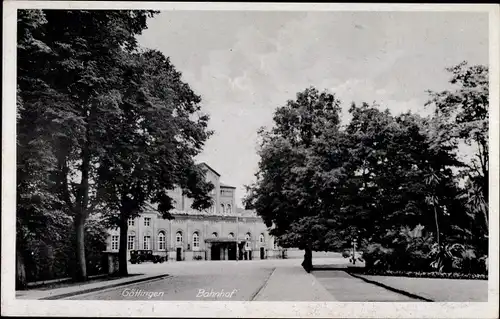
[106,162,284,261]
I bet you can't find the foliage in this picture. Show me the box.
[426,62,489,230]
[22,217,108,282]
[247,62,488,274]
[17,9,214,283]
[16,9,160,282]
[96,49,214,275]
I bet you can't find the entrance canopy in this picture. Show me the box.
[205,238,241,243]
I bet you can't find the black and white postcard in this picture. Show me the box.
[2,2,499,318]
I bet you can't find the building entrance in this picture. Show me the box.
[176,247,182,261]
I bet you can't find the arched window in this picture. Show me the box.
[227,204,232,214]
[259,233,265,244]
[193,232,200,250]
[176,231,183,244]
[228,232,234,239]
[221,204,225,214]
[212,232,218,238]
[158,231,166,250]
[245,233,251,250]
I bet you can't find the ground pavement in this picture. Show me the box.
[16,257,486,301]
[61,258,415,301]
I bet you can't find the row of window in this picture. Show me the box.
[220,203,232,214]
[128,217,151,227]
[111,231,266,251]
[126,205,234,227]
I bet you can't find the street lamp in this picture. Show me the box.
[236,215,239,262]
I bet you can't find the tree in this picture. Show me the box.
[17,9,157,281]
[245,87,343,271]
[246,89,465,272]
[97,49,214,276]
[426,62,489,231]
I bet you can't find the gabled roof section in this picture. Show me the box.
[198,162,221,177]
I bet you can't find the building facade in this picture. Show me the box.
[106,163,283,261]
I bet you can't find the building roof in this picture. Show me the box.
[198,162,221,177]
[220,183,236,189]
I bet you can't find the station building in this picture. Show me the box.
[106,163,284,261]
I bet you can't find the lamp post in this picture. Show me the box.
[352,238,357,265]
[236,215,239,262]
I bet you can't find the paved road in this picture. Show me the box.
[65,260,284,301]
[64,257,417,301]
[66,258,349,301]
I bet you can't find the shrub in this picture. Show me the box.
[362,243,394,270]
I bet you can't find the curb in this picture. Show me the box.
[250,267,276,301]
[346,271,434,302]
[27,274,110,289]
[39,274,169,300]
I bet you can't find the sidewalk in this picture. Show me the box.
[312,270,417,301]
[353,274,488,302]
[16,273,169,300]
[252,266,335,301]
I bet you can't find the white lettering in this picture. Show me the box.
[196,289,205,298]
[121,288,131,297]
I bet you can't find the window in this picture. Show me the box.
[127,235,135,250]
[212,232,218,238]
[273,240,278,250]
[176,232,183,244]
[128,218,135,227]
[220,204,225,214]
[143,236,151,250]
[158,232,166,250]
[259,234,265,244]
[111,235,119,250]
[228,232,234,239]
[227,204,232,214]
[245,233,251,250]
[144,217,151,226]
[193,232,200,250]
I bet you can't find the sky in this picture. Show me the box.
[137,11,488,207]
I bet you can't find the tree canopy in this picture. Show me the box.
[245,62,489,273]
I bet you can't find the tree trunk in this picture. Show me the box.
[434,206,440,247]
[301,246,313,273]
[16,249,27,290]
[74,215,87,281]
[119,213,129,277]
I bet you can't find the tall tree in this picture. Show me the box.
[245,87,343,271]
[426,62,489,231]
[246,89,464,271]
[17,9,157,281]
[97,49,214,275]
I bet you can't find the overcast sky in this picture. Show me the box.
[137,11,488,207]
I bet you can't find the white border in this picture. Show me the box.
[2,2,499,318]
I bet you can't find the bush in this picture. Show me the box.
[362,243,394,270]
[350,269,487,280]
[22,217,108,282]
